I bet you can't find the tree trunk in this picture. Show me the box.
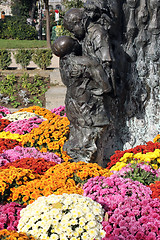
[45,0,51,49]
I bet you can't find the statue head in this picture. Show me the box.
[85,0,119,23]
[52,35,81,57]
[63,8,85,40]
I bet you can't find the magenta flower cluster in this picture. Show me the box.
[3,116,44,135]
[0,106,10,119]
[0,146,63,167]
[113,163,160,177]
[51,105,66,117]
[102,198,160,240]
[0,202,25,231]
[83,175,152,215]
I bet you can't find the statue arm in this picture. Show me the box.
[90,25,113,63]
[90,63,112,94]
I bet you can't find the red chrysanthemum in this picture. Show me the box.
[0,119,11,132]
[149,181,160,200]
[1,157,57,175]
[0,139,21,154]
[107,141,160,169]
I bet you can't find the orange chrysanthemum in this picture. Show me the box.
[0,229,36,240]
[21,115,70,161]
[8,161,111,205]
[16,106,56,120]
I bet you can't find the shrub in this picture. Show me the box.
[0,50,11,70]
[32,49,52,70]
[14,49,32,69]
[0,16,38,40]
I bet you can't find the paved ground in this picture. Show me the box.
[45,86,66,110]
[1,54,67,112]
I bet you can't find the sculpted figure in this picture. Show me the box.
[63,6,117,95]
[52,36,112,164]
[52,0,160,165]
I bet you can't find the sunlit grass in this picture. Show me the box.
[0,39,47,49]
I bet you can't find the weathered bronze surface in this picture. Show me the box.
[52,0,160,166]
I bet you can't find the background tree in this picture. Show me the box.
[1,0,51,48]
[56,0,84,37]
[43,0,51,49]
[62,0,84,11]
[11,0,33,18]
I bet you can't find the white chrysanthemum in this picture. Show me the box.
[18,193,104,240]
[73,231,79,237]
[60,236,68,240]
[81,232,91,240]
[81,206,89,213]
[52,219,59,226]
[86,212,95,220]
[76,227,83,234]
[3,111,46,121]
[88,220,97,228]
[92,206,102,215]
[79,217,86,227]
[88,229,98,238]
[50,234,59,240]
[100,230,106,238]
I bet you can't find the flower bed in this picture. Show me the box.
[18,193,106,240]
[107,141,160,169]
[109,149,160,172]
[83,175,152,215]
[0,146,63,167]
[0,229,36,239]
[21,114,70,161]
[0,138,21,154]
[0,202,25,231]
[0,106,11,118]
[3,117,44,135]
[102,198,160,239]
[112,162,160,185]
[0,105,160,240]
[1,157,57,175]
[0,119,11,131]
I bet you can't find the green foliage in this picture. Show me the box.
[123,163,160,186]
[0,74,17,97]
[0,50,11,70]
[0,73,50,108]
[62,0,84,11]
[55,1,84,37]
[0,16,38,40]
[11,0,33,17]
[32,49,52,70]
[29,96,43,107]
[72,173,89,185]
[55,24,73,38]
[21,74,48,95]
[14,49,33,69]
[10,96,21,108]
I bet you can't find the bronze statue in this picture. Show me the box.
[63,7,116,95]
[52,0,160,166]
[52,36,112,164]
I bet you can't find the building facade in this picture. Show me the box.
[49,0,64,11]
[0,0,12,17]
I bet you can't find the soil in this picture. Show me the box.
[0,69,52,109]
[1,68,53,78]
